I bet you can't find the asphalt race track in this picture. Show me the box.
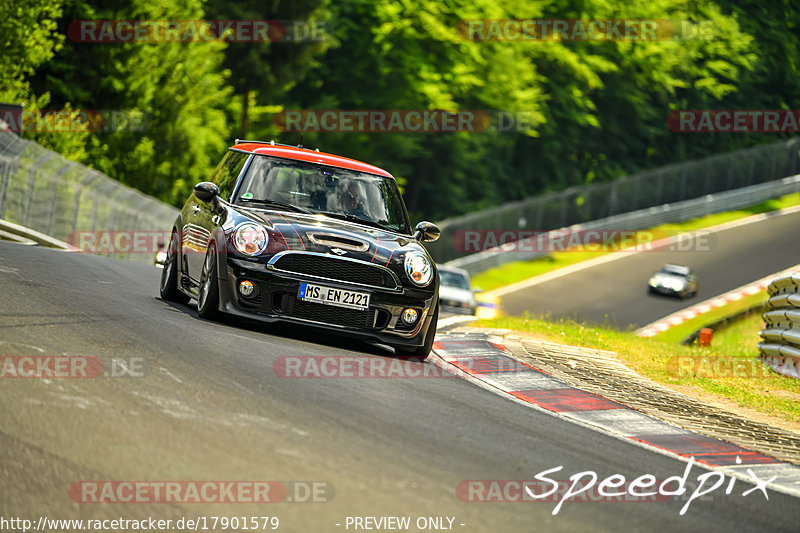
[499,209,800,328]
[1,240,799,532]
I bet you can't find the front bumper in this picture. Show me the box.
[649,284,684,296]
[218,257,436,347]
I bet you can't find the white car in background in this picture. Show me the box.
[648,264,698,299]
[438,266,480,315]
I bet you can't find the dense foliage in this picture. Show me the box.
[2,0,798,221]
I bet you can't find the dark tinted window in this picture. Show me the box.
[235,155,410,234]
[210,150,249,201]
[440,270,470,290]
[660,265,690,277]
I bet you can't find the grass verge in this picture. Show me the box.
[712,312,766,358]
[472,192,800,293]
[475,315,800,426]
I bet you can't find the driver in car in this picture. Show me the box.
[340,182,370,219]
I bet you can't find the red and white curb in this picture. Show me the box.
[431,333,800,498]
[636,265,800,338]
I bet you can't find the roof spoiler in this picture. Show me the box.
[234,139,320,152]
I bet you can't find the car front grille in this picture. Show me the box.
[289,299,373,329]
[271,253,398,289]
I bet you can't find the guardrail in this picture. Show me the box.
[758,273,800,379]
[431,137,800,267]
[446,174,800,274]
[0,130,178,263]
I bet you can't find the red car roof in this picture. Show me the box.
[231,142,394,179]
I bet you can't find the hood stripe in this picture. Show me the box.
[369,230,380,263]
[278,213,307,251]
[385,238,396,267]
[264,214,291,249]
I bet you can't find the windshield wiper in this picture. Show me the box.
[240,198,310,214]
[316,211,392,231]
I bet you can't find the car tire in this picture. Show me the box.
[394,303,438,360]
[160,230,190,304]
[197,242,221,320]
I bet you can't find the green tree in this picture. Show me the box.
[288,0,543,220]
[204,0,330,138]
[32,0,233,204]
[0,0,90,160]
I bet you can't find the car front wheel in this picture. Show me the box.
[197,243,221,320]
[160,230,190,304]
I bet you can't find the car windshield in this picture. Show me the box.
[659,265,689,277]
[234,155,410,233]
[440,270,470,290]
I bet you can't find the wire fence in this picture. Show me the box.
[0,130,177,263]
[448,174,800,274]
[427,138,800,264]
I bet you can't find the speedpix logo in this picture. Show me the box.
[458,457,775,515]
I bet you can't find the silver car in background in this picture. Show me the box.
[648,264,698,299]
[438,266,479,315]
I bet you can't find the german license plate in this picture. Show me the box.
[297,283,370,311]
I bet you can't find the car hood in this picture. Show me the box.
[439,286,475,303]
[650,273,688,288]
[237,209,421,265]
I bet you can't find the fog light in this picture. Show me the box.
[239,279,255,297]
[401,308,419,324]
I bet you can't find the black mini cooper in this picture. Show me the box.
[160,140,441,358]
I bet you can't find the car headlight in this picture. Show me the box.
[404,252,433,286]
[233,224,268,256]
[155,250,167,266]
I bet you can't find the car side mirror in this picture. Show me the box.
[414,221,440,243]
[472,287,483,294]
[194,181,220,203]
